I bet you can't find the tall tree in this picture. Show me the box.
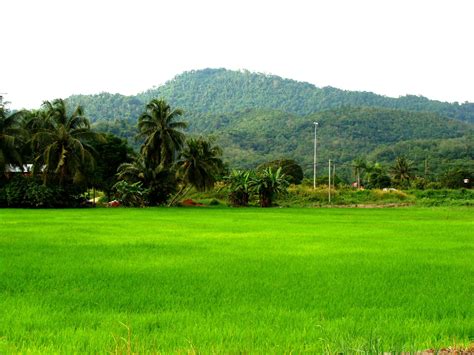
[390,156,415,188]
[0,107,25,175]
[32,99,101,185]
[89,133,132,201]
[137,99,187,169]
[365,162,391,189]
[170,137,224,205]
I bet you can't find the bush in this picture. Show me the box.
[0,176,87,208]
[113,180,146,207]
[209,198,220,206]
[4,176,27,207]
[24,183,56,207]
[258,159,304,185]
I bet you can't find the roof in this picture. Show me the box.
[4,164,45,173]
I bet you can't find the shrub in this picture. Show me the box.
[113,180,146,207]
[4,176,28,207]
[24,182,56,207]
[209,198,220,206]
[258,159,304,185]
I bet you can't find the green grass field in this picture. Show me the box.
[0,207,472,353]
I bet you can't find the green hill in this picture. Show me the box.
[137,68,474,123]
[63,68,474,179]
[67,68,474,125]
[204,107,473,176]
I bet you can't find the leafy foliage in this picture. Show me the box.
[113,180,146,207]
[137,99,187,168]
[58,69,472,179]
[390,156,416,188]
[258,159,304,184]
[250,167,290,207]
[138,69,474,123]
[175,137,225,192]
[88,133,133,200]
[223,169,252,206]
[0,107,24,173]
[31,99,101,185]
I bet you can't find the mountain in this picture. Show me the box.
[67,68,474,125]
[64,68,474,179]
[137,68,474,124]
[204,107,473,176]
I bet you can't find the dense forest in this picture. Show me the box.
[64,69,473,180]
[68,68,474,126]
[203,107,473,178]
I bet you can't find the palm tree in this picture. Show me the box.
[224,169,252,206]
[250,167,289,207]
[116,156,147,183]
[137,99,187,169]
[352,157,367,188]
[0,107,25,174]
[390,156,415,188]
[32,99,101,185]
[170,137,224,205]
[365,162,391,189]
[116,156,177,206]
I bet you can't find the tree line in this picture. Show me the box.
[0,98,225,207]
[0,99,295,208]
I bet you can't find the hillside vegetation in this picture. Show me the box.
[137,68,474,123]
[64,68,474,177]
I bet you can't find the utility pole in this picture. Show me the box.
[328,159,331,204]
[313,122,318,189]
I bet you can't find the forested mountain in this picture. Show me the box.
[137,68,474,123]
[203,107,473,177]
[63,68,473,179]
[67,68,474,125]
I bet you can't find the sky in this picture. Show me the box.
[2,0,473,109]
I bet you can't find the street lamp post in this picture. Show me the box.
[313,122,318,189]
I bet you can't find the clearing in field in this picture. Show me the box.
[0,207,472,353]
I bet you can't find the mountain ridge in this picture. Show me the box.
[67,68,474,124]
[63,68,473,179]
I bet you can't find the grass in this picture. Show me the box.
[187,185,474,207]
[0,207,472,353]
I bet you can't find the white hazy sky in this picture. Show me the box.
[2,0,473,109]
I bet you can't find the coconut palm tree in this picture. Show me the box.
[116,156,177,206]
[365,162,391,189]
[137,99,187,169]
[0,107,25,174]
[250,167,289,207]
[170,137,224,205]
[116,156,147,183]
[32,99,101,185]
[390,156,415,188]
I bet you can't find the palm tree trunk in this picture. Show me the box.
[168,184,192,206]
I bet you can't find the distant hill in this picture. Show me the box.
[64,68,474,179]
[67,68,474,125]
[203,107,473,176]
[137,68,474,123]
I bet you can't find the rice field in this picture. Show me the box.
[0,207,472,353]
